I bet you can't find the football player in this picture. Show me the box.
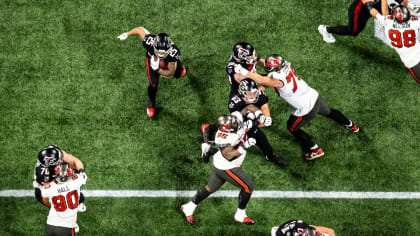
[41,163,87,235]
[265,55,359,160]
[376,5,420,84]
[271,219,336,236]
[226,42,284,99]
[33,145,86,212]
[182,112,257,225]
[387,0,420,15]
[118,27,186,118]
[318,0,388,43]
[201,78,288,167]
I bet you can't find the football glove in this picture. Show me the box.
[259,115,272,127]
[244,120,253,129]
[150,57,160,71]
[243,138,256,149]
[246,111,256,120]
[234,64,249,76]
[117,32,128,40]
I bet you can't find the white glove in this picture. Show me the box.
[259,115,272,126]
[117,32,128,40]
[375,13,385,25]
[244,120,253,129]
[243,138,256,149]
[246,111,256,120]
[234,64,249,76]
[150,56,160,71]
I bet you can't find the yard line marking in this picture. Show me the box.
[1,190,420,199]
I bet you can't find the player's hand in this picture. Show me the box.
[259,115,272,126]
[246,111,256,120]
[117,32,128,40]
[234,64,249,76]
[150,57,160,71]
[244,120,253,129]
[258,85,266,92]
[243,138,256,149]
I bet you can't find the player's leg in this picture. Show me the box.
[181,165,224,224]
[46,224,74,236]
[324,0,365,36]
[248,127,287,167]
[317,96,359,132]
[408,62,420,84]
[223,167,255,225]
[146,57,160,117]
[287,111,323,160]
[174,60,187,78]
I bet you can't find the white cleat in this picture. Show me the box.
[318,25,336,43]
[78,203,86,212]
[75,223,80,233]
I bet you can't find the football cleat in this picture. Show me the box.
[318,25,336,43]
[346,122,359,133]
[181,206,195,225]
[234,216,255,225]
[304,148,324,160]
[271,155,288,167]
[146,107,155,118]
[78,203,86,212]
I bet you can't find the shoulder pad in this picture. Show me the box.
[387,15,393,20]
[412,16,419,21]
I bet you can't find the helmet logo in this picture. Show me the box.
[238,48,250,59]
[267,59,281,68]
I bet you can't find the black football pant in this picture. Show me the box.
[247,127,275,161]
[146,57,184,108]
[409,62,420,84]
[327,0,372,37]
[287,96,351,152]
[46,224,75,236]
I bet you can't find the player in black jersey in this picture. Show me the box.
[271,219,336,236]
[226,42,283,99]
[201,79,287,167]
[33,145,86,212]
[318,0,388,43]
[118,27,186,118]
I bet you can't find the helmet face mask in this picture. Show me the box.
[232,42,257,65]
[153,33,173,58]
[55,163,74,183]
[239,78,260,103]
[264,54,286,73]
[393,5,411,23]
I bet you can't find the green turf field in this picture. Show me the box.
[1,0,420,235]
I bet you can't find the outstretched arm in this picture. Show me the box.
[62,151,84,171]
[118,27,150,40]
[233,70,283,87]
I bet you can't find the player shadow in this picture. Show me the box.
[336,42,398,67]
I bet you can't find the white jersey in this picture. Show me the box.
[383,16,420,68]
[268,62,319,117]
[212,127,247,170]
[41,173,87,228]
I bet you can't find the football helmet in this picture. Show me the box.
[264,54,286,73]
[232,42,257,65]
[153,33,173,58]
[238,78,260,103]
[217,114,240,132]
[38,145,63,167]
[393,5,411,23]
[55,163,74,183]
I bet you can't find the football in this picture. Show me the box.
[152,55,168,69]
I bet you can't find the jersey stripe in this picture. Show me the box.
[225,169,250,193]
[408,68,420,84]
[146,58,153,84]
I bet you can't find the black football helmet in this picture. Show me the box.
[153,33,173,58]
[217,114,240,133]
[264,54,286,73]
[393,5,411,23]
[55,163,74,183]
[238,78,260,103]
[232,42,257,65]
[38,145,63,167]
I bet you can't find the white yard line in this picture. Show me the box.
[1,190,420,199]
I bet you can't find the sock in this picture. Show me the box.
[147,85,158,108]
[346,120,353,128]
[192,186,211,205]
[182,201,197,216]
[238,189,252,209]
[235,208,247,220]
[310,144,319,150]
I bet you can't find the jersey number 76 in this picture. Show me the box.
[286,66,300,93]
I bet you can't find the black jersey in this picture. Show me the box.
[142,34,181,63]
[228,92,268,113]
[34,162,56,185]
[226,56,257,97]
[274,219,310,236]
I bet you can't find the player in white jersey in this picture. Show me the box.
[41,163,87,236]
[377,5,420,83]
[181,112,257,225]
[264,54,360,160]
